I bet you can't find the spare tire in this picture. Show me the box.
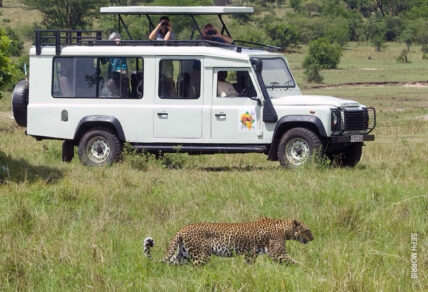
[12,80,29,127]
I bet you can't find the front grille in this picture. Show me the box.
[344,110,368,130]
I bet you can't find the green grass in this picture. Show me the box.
[1,42,427,290]
[288,42,428,88]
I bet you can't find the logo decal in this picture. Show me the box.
[239,108,257,131]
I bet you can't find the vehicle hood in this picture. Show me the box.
[271,95,360,108]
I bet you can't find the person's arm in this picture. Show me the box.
[149,23,162,40]
[164,24,173,41]
[220,34,233,44]
[213,30,233,44]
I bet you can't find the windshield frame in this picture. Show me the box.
[260,57,296,89]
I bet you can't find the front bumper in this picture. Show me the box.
[330,134,375,144]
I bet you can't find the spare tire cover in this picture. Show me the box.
[12,80,29,127]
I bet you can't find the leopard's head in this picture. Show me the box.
[291,220,314,244]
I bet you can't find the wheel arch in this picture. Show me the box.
[267,115,327,161]
[74,115,126,143]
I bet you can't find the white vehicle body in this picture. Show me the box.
[12,8,375,167]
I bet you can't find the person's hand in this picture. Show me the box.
[167,23,172,31]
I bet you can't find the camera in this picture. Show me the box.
[161,22,169,27]
[206,30,217,36]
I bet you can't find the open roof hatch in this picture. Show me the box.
[99,6,254,41]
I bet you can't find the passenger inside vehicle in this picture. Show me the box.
[217,71,238,97]
[57,59,73,97]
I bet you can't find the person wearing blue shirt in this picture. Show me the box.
[102,32,129,97]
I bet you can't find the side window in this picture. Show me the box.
[53,57,144,99]
[216,70,256,98]
[159,59,201,99]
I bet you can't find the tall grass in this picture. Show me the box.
[0,43,427,290]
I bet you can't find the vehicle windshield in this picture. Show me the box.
[260,58,295,92]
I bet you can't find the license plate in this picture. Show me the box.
[350,135,363,142]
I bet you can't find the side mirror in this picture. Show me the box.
[250,58,263,73]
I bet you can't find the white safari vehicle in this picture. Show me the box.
[12,6,375,167]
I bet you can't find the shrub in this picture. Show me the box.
[264,22,299,50]
[5,27,24,57]
[122,142,149,171]
[0,29,19,98]
[303,37,342,69]
[162,153,188,169]
[303,61,323,83]
[396,49,410,63]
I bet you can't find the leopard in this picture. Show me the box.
[143,217,313,265]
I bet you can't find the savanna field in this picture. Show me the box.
[0,39,426,290]
[0,0,427,289]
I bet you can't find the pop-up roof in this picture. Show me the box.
[100,6,254,15]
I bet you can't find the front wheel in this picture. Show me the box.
[78,128,122,166]
[331,143,363,167]
[277,128,322,169]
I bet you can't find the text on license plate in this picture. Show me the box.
[350,135,363,142]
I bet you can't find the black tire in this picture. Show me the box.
[12,80,29,127]
[62,140,75,162]
[333,143,363,167]
[78,128,122,166]
[277,127,322,169]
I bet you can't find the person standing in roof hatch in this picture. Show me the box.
[149,16,175,41]
[202,24,233,44]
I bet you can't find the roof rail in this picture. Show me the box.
[33,29,280,55]
[35,30,102,55]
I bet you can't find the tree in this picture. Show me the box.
[414,18,428,53]
[0,29,19,99]
[264,22,299,50]
[21,0,105,29]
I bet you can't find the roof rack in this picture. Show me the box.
[35,30,102,55]
[34,30,280,55]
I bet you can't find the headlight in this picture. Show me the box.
[331,110,340,131]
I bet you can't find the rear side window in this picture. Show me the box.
[52,57,144,99]
[158,59,201,99]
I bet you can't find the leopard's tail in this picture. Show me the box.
[143,237,155,259]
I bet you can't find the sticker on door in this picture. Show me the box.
[239,107,257,131]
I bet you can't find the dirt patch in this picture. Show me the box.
[0,112,13,121]
[402,82,428,88]
[416,115,428,121]
[360,68,378,71]
[308,80,428,89]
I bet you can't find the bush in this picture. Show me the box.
[264,22,299,50]
[5,27,24,57]
[396,49,410,63]
[303,37,342,69]
[0,29,19,98]
[303,61,323,83]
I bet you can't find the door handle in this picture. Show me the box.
[215,113,226,120]
[157,112,168,119]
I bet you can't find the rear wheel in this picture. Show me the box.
[78,128,122,166]
[277,128,322,169]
